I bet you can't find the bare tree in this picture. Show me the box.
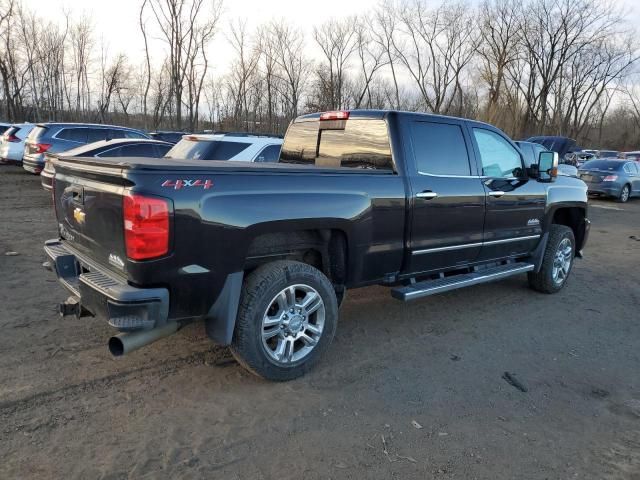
[269,20,309,120]
[312,17,358,110]
[393,0,479,114]
[143,0,223,129]
[477,0,521,125]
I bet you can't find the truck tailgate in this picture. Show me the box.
[53,158,131,277]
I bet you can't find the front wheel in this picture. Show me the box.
[528,225,575,294]
[231,260,338,381]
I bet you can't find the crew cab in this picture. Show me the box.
[45,110,590,381]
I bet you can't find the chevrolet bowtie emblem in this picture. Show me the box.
[73,207,86,224]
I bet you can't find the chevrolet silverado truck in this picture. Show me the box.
[45,110,590,381]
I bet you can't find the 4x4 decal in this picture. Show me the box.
[161,179,213,190]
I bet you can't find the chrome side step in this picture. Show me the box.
[391,263,535,301]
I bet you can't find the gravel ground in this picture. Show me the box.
[1,164,639,479]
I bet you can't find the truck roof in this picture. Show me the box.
[293,109,498,130]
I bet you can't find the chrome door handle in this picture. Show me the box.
[416,191,438,199]
[488,190,505,198]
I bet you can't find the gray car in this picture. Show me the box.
[22,123,149,174]
[579,159,640,203]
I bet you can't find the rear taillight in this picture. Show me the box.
[33,143,51,153]
[603,175,618,182]
[123,194,171,261]
[7,134,19,143]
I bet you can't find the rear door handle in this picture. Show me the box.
[488,190,505,198]
[416,191,438,199]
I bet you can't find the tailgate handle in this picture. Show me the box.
[64,185,84,204]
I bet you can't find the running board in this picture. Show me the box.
[391,263,535,301]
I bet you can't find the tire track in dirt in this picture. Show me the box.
[0,347,228,417]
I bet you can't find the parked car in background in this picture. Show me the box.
[526,135,578,162]
[0,122,12,135]
[596,150,618,158]
[579,159,640,202]
[164,133,283,162]
[41,138,172,191]
[0,123,35,164]
[22,123,150,174]
[516,140,578,177]
[515,140,550,167]
[574,150,597,166]
[148,131,188,144]
[618,151,640,161]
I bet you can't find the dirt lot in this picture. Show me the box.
[1,164,639,480]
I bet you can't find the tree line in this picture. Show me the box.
[1,0,640,149]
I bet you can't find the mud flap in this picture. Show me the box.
[530,232,549,273]
[204,271,244,345]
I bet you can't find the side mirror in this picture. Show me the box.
[537,151,558,182]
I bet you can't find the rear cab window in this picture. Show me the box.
[280,118,393,170]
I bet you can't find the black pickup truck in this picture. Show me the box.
[45,110,590,380]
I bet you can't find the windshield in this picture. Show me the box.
[581,160,623,171]
[165,139,250,160]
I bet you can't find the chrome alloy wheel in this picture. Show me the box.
[261,284,325,365]
[552,238,573,285]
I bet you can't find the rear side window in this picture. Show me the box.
[57,128,88,143]
[255,144,281,162]
[3,126,19,138]
[473,128,523,178]
[28,126,48,142]
[410,122,471,176]
[87,128,109,143]
[119,144,159,157]
[108,129,126,139]
[123,130,148,139]
[165,139,250,160]
[281,119,392,170]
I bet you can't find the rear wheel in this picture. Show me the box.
[618,184,631,203]
[528,225,575,294]
[231,260,338,381]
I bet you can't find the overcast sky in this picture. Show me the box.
[30,0,376,72]
[28,0,640,75]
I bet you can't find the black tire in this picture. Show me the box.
[617,184,631,203]
[528,225,575,294]
[231,260,338,381]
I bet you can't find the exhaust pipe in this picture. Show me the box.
[108,321,179,357]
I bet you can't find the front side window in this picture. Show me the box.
[473,128,523,178]
[410,121,471,176]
